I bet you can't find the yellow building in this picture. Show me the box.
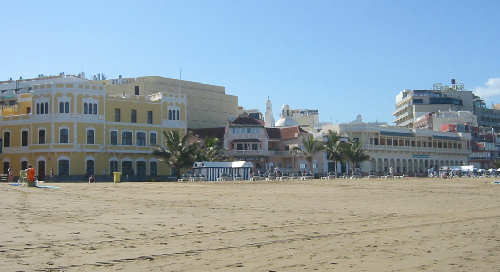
[0,75,187,181]
[103,76,240,129]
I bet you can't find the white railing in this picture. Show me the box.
[362,144,470,155]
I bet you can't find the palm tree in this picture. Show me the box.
[153,130,199,178]
[324,130,344,175]
[289,145,302,172]
[343,140,370,176]
[300,134,325,174]
[197,137,224,162]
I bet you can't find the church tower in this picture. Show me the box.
[265,97,275,127]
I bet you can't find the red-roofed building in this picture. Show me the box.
[222,113,326,174]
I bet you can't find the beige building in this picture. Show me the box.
[102,76,240,129]
[276,104,319,129]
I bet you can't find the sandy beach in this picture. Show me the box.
[1,178,500,272]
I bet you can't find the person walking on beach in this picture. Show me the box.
[8,167,14,183]
[27,165,36,186]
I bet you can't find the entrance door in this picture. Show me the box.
[38,161,46,181]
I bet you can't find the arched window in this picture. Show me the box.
[59,102,64,113]
[93,103,97,114]
[109,160,118,175]
[87,129,95,144]
[58,159,70,176]
[65,102,70,113]
[84,103,88,114]
[86,160,95,176]
[44,102,48,114]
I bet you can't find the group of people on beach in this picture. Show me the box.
[8,165,37,186]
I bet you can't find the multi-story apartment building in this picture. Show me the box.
[276,104,319,130]
[393,79,474,128]
[414,110,477,131]
[0,74,186,181]
[473,96,500,132]
[102,76,240,129]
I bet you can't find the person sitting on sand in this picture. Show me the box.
[27,165,36,187]
[88,175,95,184]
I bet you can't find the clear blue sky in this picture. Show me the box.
[2,0,500,123]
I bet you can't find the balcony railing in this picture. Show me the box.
[226,150,291,157]
[362,144,470,155]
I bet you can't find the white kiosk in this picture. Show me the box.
[193,161,253,181]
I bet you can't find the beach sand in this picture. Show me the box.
[1,178,500,271]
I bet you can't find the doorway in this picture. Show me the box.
[38,161,46,181]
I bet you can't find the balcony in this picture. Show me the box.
[362,144,470,155]
[226,150,291,157]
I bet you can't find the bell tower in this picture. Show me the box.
[265,97,275,127]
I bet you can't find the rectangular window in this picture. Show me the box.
[3,132,10,147]
[39,129,45,144]
[131,109,137,123]
[150,161,157,176]
[134,85,140,95]
[87,129,95,144]
[114,108,121,122]
[122,131,132,145]
[60,128,69,143]
[110,131,118,145]
[236,143,243,150]
[22,130,28,146]
[149,132,157,145]
[136,132,146,146]
[59,102,64,113]
[252,143,258,150]
[93,103,97,114]
[147,111,153,124]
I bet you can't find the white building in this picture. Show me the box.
[265,97,275,127]
[327,116,471,176]
[393,79,474,128]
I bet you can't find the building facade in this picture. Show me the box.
[0,75,187,181]
[219,114,327,174]
[102,76,240,129]
[275,104,319,130]
[328,117,471,175]
[393,80,474,128]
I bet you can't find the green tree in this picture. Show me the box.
[324,130,344,175]
[153,130,199,178]
[196,137,224,162]
[300,134,325,173]
[342,140,370,175]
